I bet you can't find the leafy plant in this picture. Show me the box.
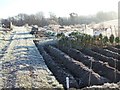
[99,33,103,47]
[99,33,103,40]
[115,37,120,44]
[103,36,109,46]
[69,31,80,37]
[58,31,117,49]
[57,32,65,39]
[109,34,114,44]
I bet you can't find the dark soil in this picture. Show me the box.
[57,46,120,83]
[105,46,120,54]
[46,46,109,88]
[92,46,120,60]
[35,44,79,88]
[34,40,120,89]
[79,48,120,71]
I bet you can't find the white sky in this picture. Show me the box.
[0,0,119,18]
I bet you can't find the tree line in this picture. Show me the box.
[1,11,117,27]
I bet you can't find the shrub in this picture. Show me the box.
[109,34,114,44]
[103,36,109,46]
[115,37,120,44]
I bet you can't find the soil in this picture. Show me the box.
[34,39,120,89]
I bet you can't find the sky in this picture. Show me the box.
[0,0,119,18]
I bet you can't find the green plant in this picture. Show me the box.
[115,37,120,44]
[99,33,103,40]
[109,34,114,44]
[99,34,103,47]
[69,31,80,37]
[103,36,109,46]
[57,33,65,39]
[58,31,115,49]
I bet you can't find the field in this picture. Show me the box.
[0,22,119,89]
[35,41,120,89]
[34,28,120,89]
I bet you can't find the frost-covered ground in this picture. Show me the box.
[81,82,120,90]
[0,26,63,89]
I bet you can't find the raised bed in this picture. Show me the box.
[105,46,120,54]
[45,45,109,88]
[79,48,120,71]
[91,46,120,60]
[58,46,120,83]
[36,44,79,88]
[115,45,120,49]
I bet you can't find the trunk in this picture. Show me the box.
[92,46,120,60]
[46,45,109,88]
[58,46,120,82]
[79,48,120,71]
[36,45,79,88]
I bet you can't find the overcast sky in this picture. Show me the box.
[0,0,119,18]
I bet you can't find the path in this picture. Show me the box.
[0,26,63,89]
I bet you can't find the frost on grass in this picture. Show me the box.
[0,27,63,89]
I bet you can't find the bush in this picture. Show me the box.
[103,36,109,45]
[115,37,120,44]
[109,34,114,44]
